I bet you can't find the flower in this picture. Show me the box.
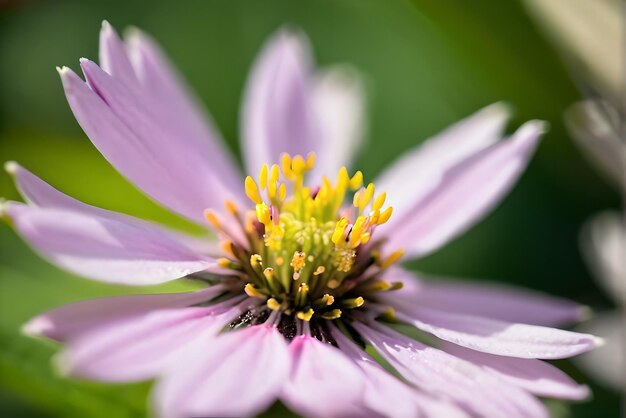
[2,21,600,418]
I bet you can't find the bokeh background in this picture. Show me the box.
[0,0,621,417]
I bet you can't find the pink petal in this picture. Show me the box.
[99,20,138,86]
[155,325,289,418]
[57,305,241,382]
[376,103,510,226]
[5,162,221,253]
[356,322,548,418]
[241,28,320,177]
[394,306,601,359]
[22,285,225,341]
[333,327,453,418]
[281,335,371,418]
[3,202,216,285]
[442,342,590,400]
[382,119,545,260]
[308,67,366,184]
[380,267,588,327]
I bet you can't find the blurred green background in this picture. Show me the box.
[0,0,621,417]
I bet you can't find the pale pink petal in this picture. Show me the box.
[394,306,601,359]
[155,325,289,418]
[124,26,244,196]
[5,162,221,253]
[241,28,320,177]
[22,285,225,341]
[99,20,138,86]
[3,202,217,285]
[281,335,371,418]
[376,103,510,224]
[333,327,457,418]
[308,67,366,184]
[382,120,545,260]
[57,305,242,382]
[356,322,548,418]
[380,267,588,327]
[442,342,590,400]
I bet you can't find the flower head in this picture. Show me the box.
[3,21,601,418]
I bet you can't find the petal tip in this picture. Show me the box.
[578,305,594,321]
[21,316,52,338]
[594,336,606,347]
[4,160,19,175]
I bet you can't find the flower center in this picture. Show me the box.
[205,153,404,329]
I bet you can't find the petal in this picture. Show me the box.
[376,103,510,225]
[155,325,289,418]
[3,202,216,285]
[22,285,225,341]
[581,211,626,301]
[57,304,241,382]
[566,100,625,191]
[241,28,319,176]
[575,312,624,390]
[382,119,545,259]
[380,267,588,327]
[308,67,366,184]
[124,26,244,196]
[99,20,138,86]
[356,322,548,418]
[5,162,220,251]
[394,306,601,359]
[333,327,455,418]
[281,335,371,418]
[442,342,590,400]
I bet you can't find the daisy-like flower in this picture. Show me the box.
[2,22,601,418]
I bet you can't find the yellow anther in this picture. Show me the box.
[380,248,404,269]
[204,209,221,229]
[250,254,263,267]
[378,206,393,225]
[389,282,404,291]
[349,171,363,190]
[263,267,275,280]
[267,298,281,310]
[327,279,341,289]
[244,283,265,298]
[281,154,293,178]
[224,199,239,215]
[245,176,263,204]
[321,309,342,320]
[320,294,335,305]
[349,216,366,248]
[369,210,380,225]
[306,152,316,169]
[270,164,280,184]
[292,155,307,173]
[337,167,350,188]
[267,180,277,200]
[259,164,269,190]
[219,240,235,258]
[255,203,271,226]
[359,183,375,211]
[296,283,310,306]
[217,257,231,268]
[379,306,397,322]
[360,232,371,245]
[313,266,326,275]
[372,192,386,211]
[278,183,287,202]
[332,218,348,245]
[275,256,285,266]
[361,280,392,293]
[290,250,306,271]
[296,308,314,321]
[342,296,365,308]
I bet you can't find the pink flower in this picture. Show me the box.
[3,21,599,417]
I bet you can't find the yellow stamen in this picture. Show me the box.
[321,309,342,320]
[224,199,239,215]
[267,298,281,310]
[204,209,221,229]
[296,308,314,321]
[378,206,393,225]
[263,267,275,280]
[313,266,326,275]
[245,176,263,204]
[290,251,306,271]
[259,164,269,190]
[380,248,404,269]
[342,296,364,308]
[250,254,263,267]
[372,192,386,211]
[349,171,363,190]
[244,283,264,297]
[255,203,271,226]
[217,257,231,268]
